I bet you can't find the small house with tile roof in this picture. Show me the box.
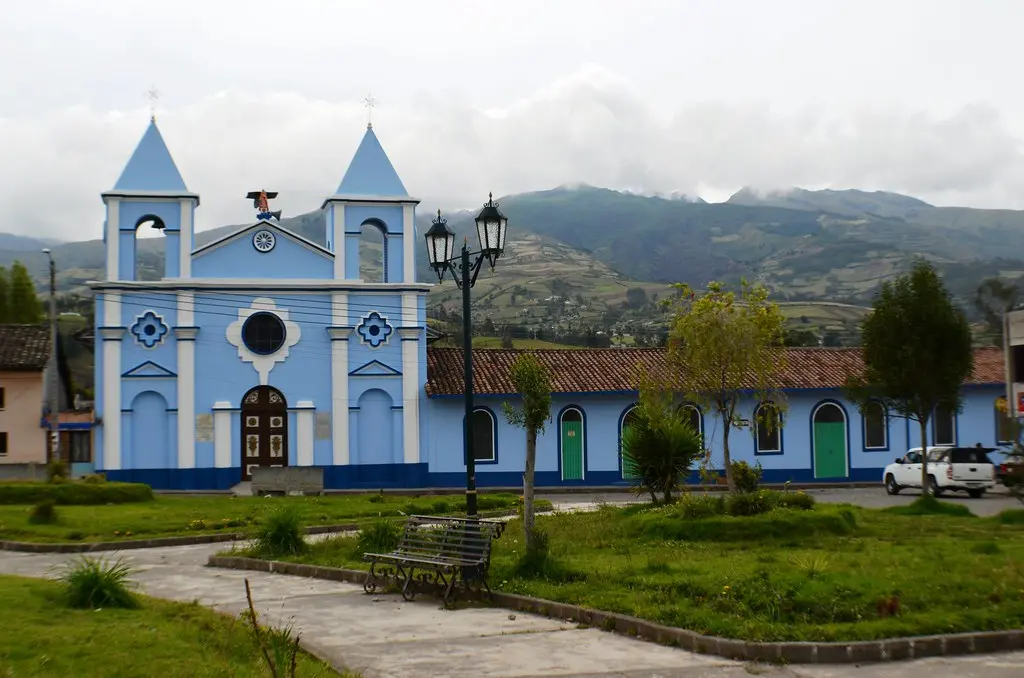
[0,324,90,473]
[424,346,1012,485]
[90,116,1013,490]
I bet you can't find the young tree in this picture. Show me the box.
[501,354,552,550]
[665,279,788,492]
[621,370,704,503]
[974,277,1019,345]
[845,260,974,494]
[7,261,43,324]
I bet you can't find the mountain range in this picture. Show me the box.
[4,186,1022,324]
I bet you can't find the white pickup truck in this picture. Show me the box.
[883,445,997,498]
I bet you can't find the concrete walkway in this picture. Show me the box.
[0,541,1022,677]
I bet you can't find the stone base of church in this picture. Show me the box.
[102,465,884,491]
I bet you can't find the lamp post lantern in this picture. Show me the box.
[424,194,509,517]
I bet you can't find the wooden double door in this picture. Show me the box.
[241,386,289,481]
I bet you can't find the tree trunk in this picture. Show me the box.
[523,425,537,550]
[721,409,737,493]
[919,418,931,495]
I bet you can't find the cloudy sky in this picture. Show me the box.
[2,0,1023,240]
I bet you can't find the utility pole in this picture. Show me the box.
[42,249,59,466]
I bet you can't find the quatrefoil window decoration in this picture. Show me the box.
[130,310,169,349]
[356,311,393,348]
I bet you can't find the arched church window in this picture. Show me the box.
[359,219,387,283]
[242,312,287,355]
[134,215,166,282]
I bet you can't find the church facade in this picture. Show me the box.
[91,120,1013,490]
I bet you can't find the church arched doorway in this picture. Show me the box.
[241,385,288,481]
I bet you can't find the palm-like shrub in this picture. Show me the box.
[252,505,306,557]
[622,383,704,504]
[57,555,138,609]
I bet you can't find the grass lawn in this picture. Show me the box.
[0,492,530,544]
[0,574,342,677]
[250,499,1024,642]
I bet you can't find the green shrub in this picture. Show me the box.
[47,460,68,484]
[252,505,306,557]
[81,473,107,485]
[356,519,401,556]
[673,493,726,519]
[883,496,974,518]
[996,509,1024,525]
[621,395,704,503]
[777,491,816,510]
[58,556,138,609]
[730,460,763,493]
[726,490,773,516]
[630,506,857,542]
[0,481,154,505]
[28,499,58,525]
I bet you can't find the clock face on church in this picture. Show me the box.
[252,230,276,253]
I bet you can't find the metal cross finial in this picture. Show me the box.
[363,93,377,129]
[147,86,160,121]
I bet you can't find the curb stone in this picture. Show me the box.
[205,555,1024,665]
[0,507,538,554]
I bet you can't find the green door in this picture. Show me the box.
[621,411,638,479]
[813,404,847,479]
[561,413,584,481]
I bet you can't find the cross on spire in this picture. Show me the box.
[363,93,377,129]
[146,86,160,121]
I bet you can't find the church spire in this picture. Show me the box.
[113,119,189,192]
[334,126,408,197]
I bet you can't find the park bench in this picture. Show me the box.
[362,514,506,606]
[250,467,324,497]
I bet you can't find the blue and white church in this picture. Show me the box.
[93,117,436,489]
[92,118,1013,491]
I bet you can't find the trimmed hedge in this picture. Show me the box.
[0,482,154,505]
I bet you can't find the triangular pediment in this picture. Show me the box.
[192,220,333,259]
[349,359,402,377]
[122,360,177,379]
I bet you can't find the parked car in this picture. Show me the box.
[883,445,996,498]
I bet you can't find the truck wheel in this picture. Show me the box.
[926,476,943,497]
[967,488,984,499]
[885,475,900,495]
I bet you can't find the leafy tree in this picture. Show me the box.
[7,261,43,324]
[626,287,648,309]
[784,327,818,347]
[501,354,552,550]
[665,279,788,492]
[845,261,974,494]
[482,317,496,335]
[974,277,1019,345]
[621,370,704,503]
[0,267,8,323]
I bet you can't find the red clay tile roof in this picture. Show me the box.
[424,346,1005,396]
[0,324,51,371]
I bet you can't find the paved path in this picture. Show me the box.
[0,540,1021,677]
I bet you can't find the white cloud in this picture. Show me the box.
[3,62,1024,240]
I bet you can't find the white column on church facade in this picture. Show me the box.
[178,199,193,278]
[176,292,197,469]
[402,203,415,283]
[330,293,350,466]
[400,292,420,465]
[213,401,232,468]
[296,401,315,466]
[105,200,120,281]
[101,292,123,470]
[332,204,346,279]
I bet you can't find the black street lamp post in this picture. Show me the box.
[424,193,509,517]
